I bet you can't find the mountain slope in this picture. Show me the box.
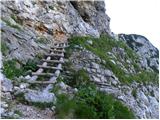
[0,0,159,119]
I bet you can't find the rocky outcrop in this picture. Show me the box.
[118,34,159,72]
[70,1,111,35]
[68,48,159,119]
[1,0,111,61]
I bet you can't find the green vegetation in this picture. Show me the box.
[2,18,21,30]
[132,89,137,98]
[56,91,135,119]
[11,14,23,25]
[3,59,24,79]
[64,69,90,88]
[15,93,27,104]
[3,59,37,79]
[36,37,49,44]
[1,41,9,55]
[14,110,23,116]
[29,102,54,109]
[55,69,135,119]
[129,70,159,84]
[67,35,158,84]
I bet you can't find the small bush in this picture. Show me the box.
[14,110,23,116]
[55,94,76,118]
[3,59,38,79]
[22,59,37,72]
[70,69,90,88]
[3,59,23,79]
[62,66,90,88]
[55,85,135,119]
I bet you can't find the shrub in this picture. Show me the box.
[63,68,90,88]
[3,59,38,79]
[3,59,23,79]
[55,94,76,118]
[22,59,37,72]
[55,84,135,119]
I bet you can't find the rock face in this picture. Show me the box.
[1,0,111,61]
[118,34,159,72]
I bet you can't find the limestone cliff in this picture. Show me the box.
[1,0,110,61]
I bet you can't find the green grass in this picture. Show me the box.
[63,69,90,88]
[1,41,9,55]
[55,67,135,119]
[55,83,135,119]
[129,70,159,84]
[14,110,23,116]
[2,18,21,30]
[67,35,158,84]
[29,102,55,109]
[2,59,38,79]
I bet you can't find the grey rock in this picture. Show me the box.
[137,91,149,105]
[104,69,113,76]
[2,77,13,92]
[86,40,93,45]
[20,83,29,89]
[0,107,6,116]
[92,75,101,82]
[1,101,8,108]
[24,90,56,103]
[58,81,67,90]
[119,34,159,72]
[24,75,31,80]
[91,62,99,69]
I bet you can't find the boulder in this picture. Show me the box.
[24,90,56,103]
[2,77,13,92]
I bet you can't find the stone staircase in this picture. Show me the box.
[23,41,68,103]
[28,42,68,84]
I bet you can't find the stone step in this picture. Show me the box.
[32,72,54,76]
[54,43,68,47]
[52,49,65,53]
[41,59,64,63]
[51,46,67,49]
[37,65,62,70]
[28,81,56,84]
[45,53,64,57]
